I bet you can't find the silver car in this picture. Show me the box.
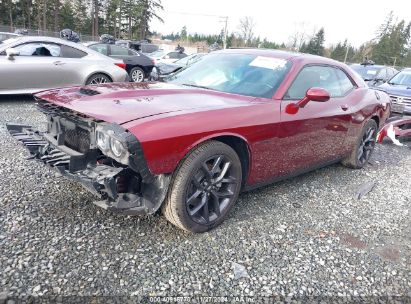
[0,36,128,94]
[0,32,20,43]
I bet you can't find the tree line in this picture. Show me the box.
[0,3,410,67]
[0,0,163,40]
[165,13,411,67]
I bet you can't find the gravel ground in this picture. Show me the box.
[0,98,410,302]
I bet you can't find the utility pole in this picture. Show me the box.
[168,12,229,49]
[391,57,397,69]
[223,16,228,49]
[344,45,349,63]
[218,16,228,49]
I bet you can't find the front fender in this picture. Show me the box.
[177,132,251,162]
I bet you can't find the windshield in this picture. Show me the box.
[388,70,411,86]
[167,53,292,99]
[350,65,381,80]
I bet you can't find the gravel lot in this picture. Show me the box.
[0,98,410,301]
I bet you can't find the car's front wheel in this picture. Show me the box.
[342,119,378,169]
[130,67,145,83]
[162,141,242,233]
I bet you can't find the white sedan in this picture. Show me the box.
[149,49,188,65]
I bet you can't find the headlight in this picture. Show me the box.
[110,137,125,157]
[96,131,109,151]
[95,125,130,165]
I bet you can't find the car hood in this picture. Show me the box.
[157,63,183,74]
[34,82,254,125]
[378,83,411,97]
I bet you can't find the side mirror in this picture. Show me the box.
[6,48,20,59]
[286,87,330,115]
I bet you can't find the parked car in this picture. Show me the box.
[150,53,206,81]
[0,36,128,94]
[377,68,411,115]
[115,40,159,54]
[85,42,154,83]
[7,49,390,232]
[350,62,398,87]
[149,49,188,64]
[0,32,20,44]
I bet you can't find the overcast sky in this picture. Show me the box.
[150,0,411,47]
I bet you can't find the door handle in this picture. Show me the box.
[53,61,65,66]
[341,104,349,111]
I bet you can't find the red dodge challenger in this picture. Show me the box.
[7,49,391,232]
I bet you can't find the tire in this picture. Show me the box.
[86,73,112,85]
[342,119,378,169]
[162,141,243,233]
[130,67,145,83]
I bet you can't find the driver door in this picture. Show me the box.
[0,42,62,91]
[277,65,354,175]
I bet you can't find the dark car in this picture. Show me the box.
[115,40,159,55]
[7,49,390,233]
[85,42,154,83]
[377,68,411,115]
[350,62,398,87]
[150,53,206,81]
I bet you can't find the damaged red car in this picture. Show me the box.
[7,49,391,232]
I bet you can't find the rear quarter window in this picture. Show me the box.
[61,45,87,58]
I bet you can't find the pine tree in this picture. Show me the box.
[301,28,325,56]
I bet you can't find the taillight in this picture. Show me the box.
[115,63,126,69]
[152,59,156,65]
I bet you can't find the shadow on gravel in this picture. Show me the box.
[0,95,34,102]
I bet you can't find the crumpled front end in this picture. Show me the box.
[6,100,170,216]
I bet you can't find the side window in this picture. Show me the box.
[89,44,108,56]
[335,69,354,95]
[110,45,130,56]
[286,65,344,99]
[14,42,61,57]
[61,45,87,58]
[145,45,158,53]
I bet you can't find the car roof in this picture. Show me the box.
[350,63,385,69]
[0,36,118,61]
[4,36,84,48]
[218,48,347,65]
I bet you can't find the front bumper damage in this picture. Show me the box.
[377,116,411,146]
[6,123,170,216]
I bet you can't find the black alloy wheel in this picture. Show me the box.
[185,155,239,225]
[342,119,378,169]
[357,124,377,166]
[162,141,242,233]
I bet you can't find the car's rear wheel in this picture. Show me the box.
[130,67,145,83]
[86,73,112,85]
[342,119,378,169]
[162,141,242,233]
